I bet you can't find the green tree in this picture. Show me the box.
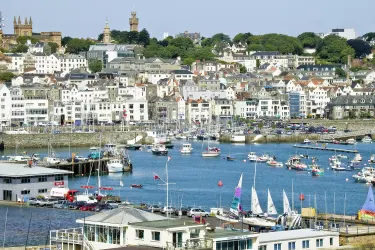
[48,42,59,54]
[297,32,322,48]
[12,44,29,53]
[233,32,253,44]
[335,67,346,77]
[16,36,38,45]
[183,58,195,66]
[88,59,103,73]
[256,59,260,68]
[0,72,15,82]
[213,41,229,55]
[239,64,247,73]
[247,34,303,55]
[247,44,265,51]
[66,38,95,54]
[97,33,104,41]
[138,29,150,46]
[211,33,231,45]
[170,37,194,50]
[316,35,355,63]
[127,31,139,44]
[363,32,375,42]
[347,39,372,58]
[61,36,73,47]
[201,38,213,47]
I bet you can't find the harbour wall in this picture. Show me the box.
[289,119,375,131]
[219,134,320,143]
[0,131,147,149]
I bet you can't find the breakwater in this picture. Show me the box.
[219,134,320,143]
[0,131,147,149]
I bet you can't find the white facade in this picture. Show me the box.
[329,28,356,40]
[186,100,212,124]
[35,54,60,74]
[0,84,11,126]
[148,73,171,85]
[57,54,88,73]
[185,89,235,101]
[307,87,330,116]
[5,53,25,74]
[234,100,258,119]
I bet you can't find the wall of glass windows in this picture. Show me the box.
[84,225,121,245]
[215,238,252,250]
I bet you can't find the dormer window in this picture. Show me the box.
[353,99,357,104]
[361,99,365,103]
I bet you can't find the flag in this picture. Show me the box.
[120,180,124,187]
[168,156,172,162]
[153,172,160,180]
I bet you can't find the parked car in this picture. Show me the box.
[161,206,175,214]
[67,157,80,163]
[80,203,97,211]
[174,207,191,216]
[187,208,209,217]
[193,216,207,224]
[148,205,161,212]
[76,156,89,161]
[53,200,69,209]
[28,197,42,206]
[38,198,58,207]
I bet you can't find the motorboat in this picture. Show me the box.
[346,138,356,145]
[257,154,272,163]
[202,147,220,157]
[301,139,311,144]
[7,155,30,163]
[175,134,187,140]
[180,143,193,154]
[370,154,375,163]
[285,156,301,167]
[354,153,362,161]
[330,160,347,171]
[285,156,307,170]
[197,135,208,140]
[350,160,362,170]
[311,165,324,176]
[164,144,174,149]
[337,154,348,159]
[187,135,197,140]
[248,152,258,162]
[107,159,124,173]
[226,156,236,161]
[231,134,246,143]
[267,160,283,167]
[362,136,373,143]
[103,143,117,156]
[131,184,142,188]
[151,144,168,156]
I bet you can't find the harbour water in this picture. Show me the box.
[0,140,374,246]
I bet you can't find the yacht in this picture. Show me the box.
[353,153,362,161]
[107,159,124,173]
[362,136,373,143]
[180,143,193,154]
[301,139,311,144]
[247,152,258,162]
[346,138,356,145]
[201,147,220,157]
[230,134,246,143]
[151,144,168,156]
[370,154,375,163]
[257,154,272,163]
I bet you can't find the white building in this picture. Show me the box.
[34,53,60,74]
[329,28,356,40]
[186,99,212,125]
[0,84,11,126]
[5,53,25,74]
[234,99,258,119]
[57,54,88,73]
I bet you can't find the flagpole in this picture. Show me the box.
[166,158,169,219]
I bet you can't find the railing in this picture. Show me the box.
[325,226,375,236]
[50,227,84,243]
[166,238,213,250]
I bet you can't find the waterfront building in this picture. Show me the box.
[0,84,11,126]
[288,92,301,118]
[234,99,258,120]
[0,163,72,201]
[325,96,375,119]
[212,99,233,124]
[185,98,212,125]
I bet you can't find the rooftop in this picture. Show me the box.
[130,219,201,229]
[258,229,339,243]
[76,207,167,226]
[206,229,256,239]
[0,163,73,177]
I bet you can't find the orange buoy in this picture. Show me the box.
[218,180,223,187]
[299,194,305,201]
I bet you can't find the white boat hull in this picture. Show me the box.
[216,215,239,223]
[202,152,220,157]
[180,150,193,154]
[242,217,275,227]
[107,163,124,173]
[231,135,246,143]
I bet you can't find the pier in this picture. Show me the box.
[293,145,358,153]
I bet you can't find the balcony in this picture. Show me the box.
[166,238,213,250]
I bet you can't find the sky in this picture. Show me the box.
[2,0,374,40]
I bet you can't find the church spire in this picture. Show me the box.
[18,16,21,24]
[14,16,16,25]
[24,17,28,25]
[29,17,32,25]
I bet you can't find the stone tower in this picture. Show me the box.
[14,16,33,36]
[129,11,139,32]
[103,20,111,43]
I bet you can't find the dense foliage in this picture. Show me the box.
[297,32,322,49]
[316,35,355,64]
[65,38,95,54]
[0,72,15,82]
[88,59,103,73]
[246,34,303,55]
[347,39,372,58]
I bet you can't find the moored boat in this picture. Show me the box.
[248,152,258,162]
[107,159,124,173]
[346,138,356,145]
[202,147,220,157]
[231,134,246,143]
[131,184,142,188]
[301,139,311,144]
[226,156,236,161]
[267,160,283,167]
[311,165,324,176]
[362,136,373,143]
[180,143,193,154]
[151,144,168,156]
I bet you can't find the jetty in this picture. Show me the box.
[293,145,358,153]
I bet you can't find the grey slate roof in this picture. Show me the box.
[76,207,168,226]
[172,70,193,75]
[329,95,375,106]
[0,163,73,177]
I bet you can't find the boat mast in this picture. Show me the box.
[292,178,294,211]
[98,133,102,195]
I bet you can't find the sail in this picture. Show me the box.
[251,186,263,215]
[362,186,375,212]
[267,189,278,215]
[230,174,243,216]
[283,190,291,214]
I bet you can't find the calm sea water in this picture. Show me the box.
[0,140,374,246]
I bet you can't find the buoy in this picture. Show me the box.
[243,159,246,163]
[346,178,349,182]
[288,167,291,170]
[81,174,84,176]
[218,181,223,187]
[299,194,305,201]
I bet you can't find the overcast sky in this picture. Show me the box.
[2,0,374,39]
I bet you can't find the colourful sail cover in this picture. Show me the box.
[358,187,375,220]
[230,174,243,216]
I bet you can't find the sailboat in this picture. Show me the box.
[357,186,375,220]
[277,190,302,228]
[242,188,275,227]
[216,173,243,223]
[226,143,236,161]
[267,189,278,215]
[201,125,220,157]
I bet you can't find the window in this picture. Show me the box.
[21,177,30,183]
[38,189,47,193]
[258,246,267,250]
[136,230,144,240]
[21,190,30,195]
[152,231,160,241]
[3,178,12,184]
[274,243,281,250]
[302,240,310,249]
[316,239,323,248]
[330,238,333,246]
[55,175,64,181]
[38,176,47,182]
[288,242,295,250]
